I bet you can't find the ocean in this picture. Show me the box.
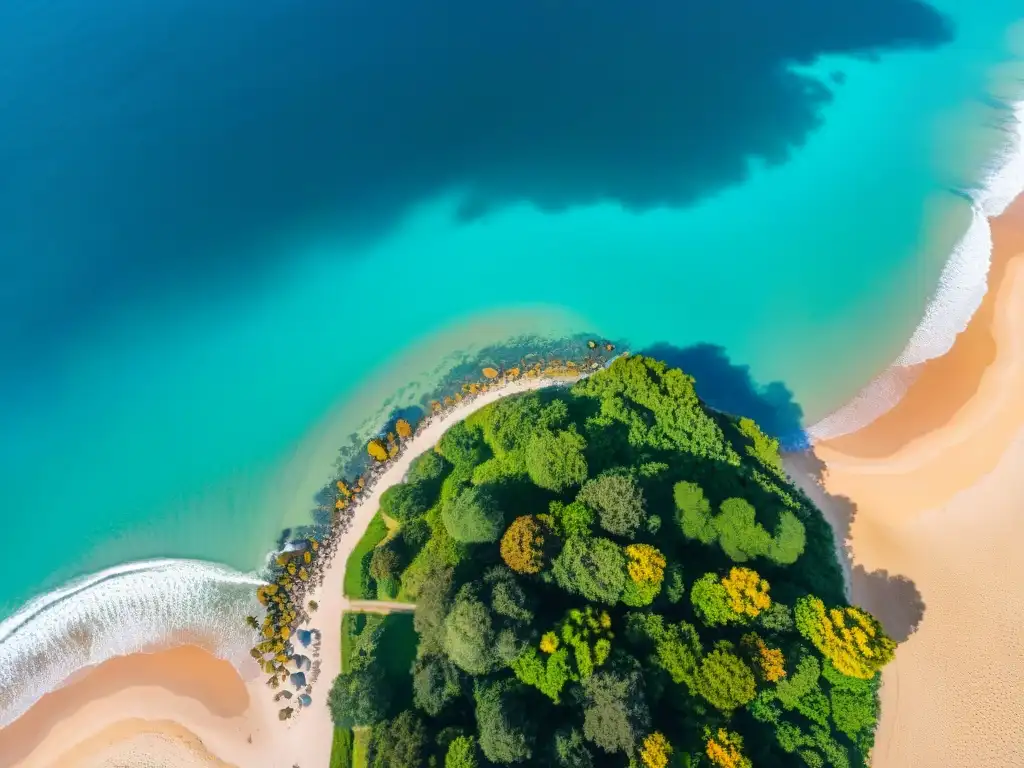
[0,0,1022,725]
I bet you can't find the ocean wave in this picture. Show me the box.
[808,95,1024,441]
[0,559,264,728]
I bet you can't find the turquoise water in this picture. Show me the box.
[0,0,1022,724]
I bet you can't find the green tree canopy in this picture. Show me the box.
[695,649,757,713]
[443,486,504,544]
[327,665,389,729]
[412,654,462,717]
[552,536,627,605]
[380,481,431,523]
[580,662,652,755]
[526,427,589,492]
[445,735,481,768]
[474,679,536,764]
[444,588,499,675]
[577,472,647,538]
[367,710,427,768]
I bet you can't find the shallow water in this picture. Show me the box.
[0,0,1022,723]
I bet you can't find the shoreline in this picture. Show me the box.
[6,192,1024,765]
[785,194,1024,765]
[0,373,588,768]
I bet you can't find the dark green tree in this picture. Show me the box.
[412,654,462,716]
[580,662,651,755]
[413,562,454,655]
[553,727,594,767]
[577,473,646,538]
[474,679,536,764]
[380,481,430,523]
[327,666,389,728]
[444,587,499,675]
[367,710,427,768]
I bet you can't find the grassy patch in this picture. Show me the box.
[343,513,389,599]
[329,727,353,768]
[352,727,371,768]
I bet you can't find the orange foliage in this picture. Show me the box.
[482,367,499,379]
[395,418,412,439]
[742,633,787,682]
[500,515,546,574]
[705,729,751,768]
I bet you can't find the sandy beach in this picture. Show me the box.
[0,375,581,768]
[788,196,1024,766]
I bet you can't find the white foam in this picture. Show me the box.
[0,559,264,728]
[808,96,1024,441]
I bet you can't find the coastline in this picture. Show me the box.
[0,374,587,768]
[785,195,1024,765]
[5,199,1024,766]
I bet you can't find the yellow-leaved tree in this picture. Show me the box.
[795,595,896,679]
[367,438,388,462]
[705,728,752,768]
[721,566,771,619]
[639,732,672,768]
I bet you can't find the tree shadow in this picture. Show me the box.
[640,342,808,449]
[786,450,925,643]
[0,0,953,358]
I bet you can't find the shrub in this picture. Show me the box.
[369,544,402,583]
[549,499,594,538]
[438,422,487,466]
[412,654,462,716]
[367,438,389,462]
[395,418,413,439]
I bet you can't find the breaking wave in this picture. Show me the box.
[808,98,1024,441]
[0,559,263,728]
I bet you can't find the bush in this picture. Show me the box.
[438,422,488,466]
[327,665,389,729]
[367,710,427,768]
[445,735,481,768]
[474,679,536,764]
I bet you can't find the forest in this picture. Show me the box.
[328,355,895,767]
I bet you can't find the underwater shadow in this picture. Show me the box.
[785,450,925,643]
[641,342,808,449]
[0,0,953,355]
